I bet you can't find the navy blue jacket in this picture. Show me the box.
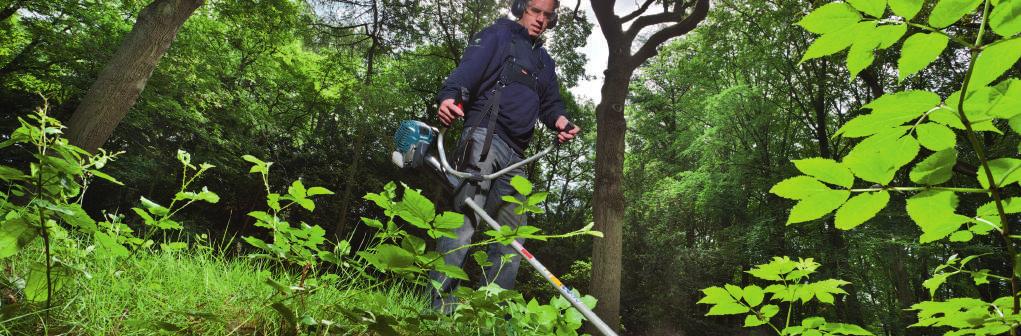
[436,18,567,154]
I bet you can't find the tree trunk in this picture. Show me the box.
[66,0,203,153]
[0,3,19,22]
[335,128,364,238]
[591,69,630,331]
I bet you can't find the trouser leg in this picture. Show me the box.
[481,146,527,290]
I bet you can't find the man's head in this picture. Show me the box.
[513,0,558,38]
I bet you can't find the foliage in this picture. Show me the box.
[761,0,1021,334]
[700,257,871,335]
[349,180,603,335]
[0,104,218,328]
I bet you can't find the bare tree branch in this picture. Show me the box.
[591,0,622,42]
[631,0,710,64]
[619,0,655,23]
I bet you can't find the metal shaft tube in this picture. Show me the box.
[463,198,618,336]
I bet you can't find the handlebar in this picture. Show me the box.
[435,126,558,181]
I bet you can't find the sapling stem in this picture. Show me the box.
[952,1,1019,332]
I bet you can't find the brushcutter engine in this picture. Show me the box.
[391,120,437,169]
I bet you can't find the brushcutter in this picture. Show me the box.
[390,120,618,336]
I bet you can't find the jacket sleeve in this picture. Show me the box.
[537,54,568,130]
[436,28,501,104]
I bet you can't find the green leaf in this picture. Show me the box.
[949,230,974,242]
[847,0,887,18]
[307,186,334,196]
[890,0,924,20]
[788,189,850,224]
[526,191,548,206]
[809,279,850,304]
[836,91,940,138]
[970,38,1021,88]
[23,263,56,303]
[867,90,943,114]
[242,155,270,175]
[928,0,984,28]
[843,128,918,184]
[88,169,123,186]
[139,197,169,217]
[770,176,829,199]
[797,2,862,34]
[915,123,957,151]
[898,33,949,81]
[990,0,1021,36]
[707,302,750,316]
[177,150,192,167]
[973,269,991,285]
[922,272,954,297]
[836,112,918,138]
[847,40,877,80]
[433,212,464,229]
[745,313,768,327]
[874,24,908,49]
[0,215,36,259]
[743,285,764,307]
[361,217,384,229]
[907,191,971,243]
[975,197,1021,232]
[910,148,958,185]
[823,323,874,335]
[698,286,737,304]
[372,244,416,270]
[395,188,435,229]
[288,180,307,199]
[803,316,827,329]
[977,158,1021,189]
[433,262,469,280]
[0,165,25,181]
[802,22,876,63]
[769,177,851,224]
[94,231,130,258]
[761,304,781,318]
[161,242,188,251]
[509,175,533,195]
[294,198,315,211]
[793,158,855,188]
[986,79,1021,119]
[835,191,890,229]
[243,236,271,251]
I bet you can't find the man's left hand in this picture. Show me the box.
[554,116,580,143]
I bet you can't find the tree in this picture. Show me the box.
[588,0,709,331]
[66,0,203,153]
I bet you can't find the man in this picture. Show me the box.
[429,0,580,312]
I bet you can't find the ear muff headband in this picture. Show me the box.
[511,0,557,29]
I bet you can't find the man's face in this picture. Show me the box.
[517,0,556,38]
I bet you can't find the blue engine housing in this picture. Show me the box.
[392,120,436,168]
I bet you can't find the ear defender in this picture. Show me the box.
[511,0,558,29]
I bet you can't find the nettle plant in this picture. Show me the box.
[237,155,350,332]
[0,106,218,317]
[709,0,1021,334]
[0,106,122,313]
[699,257,871,335]
[355,179,601,335]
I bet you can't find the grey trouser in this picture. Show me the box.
[429,128,527,311]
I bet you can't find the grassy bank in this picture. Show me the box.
[2,245,428,335]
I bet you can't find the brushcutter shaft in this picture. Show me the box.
[462,198,619,336]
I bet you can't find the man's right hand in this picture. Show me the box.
[437,99,464,126]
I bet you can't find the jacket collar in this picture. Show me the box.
[496,18,544,48]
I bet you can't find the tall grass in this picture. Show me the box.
[2,241,429,335]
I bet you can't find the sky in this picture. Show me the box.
[566,1,642,104]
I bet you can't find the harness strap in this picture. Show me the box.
[479,88,502,161]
